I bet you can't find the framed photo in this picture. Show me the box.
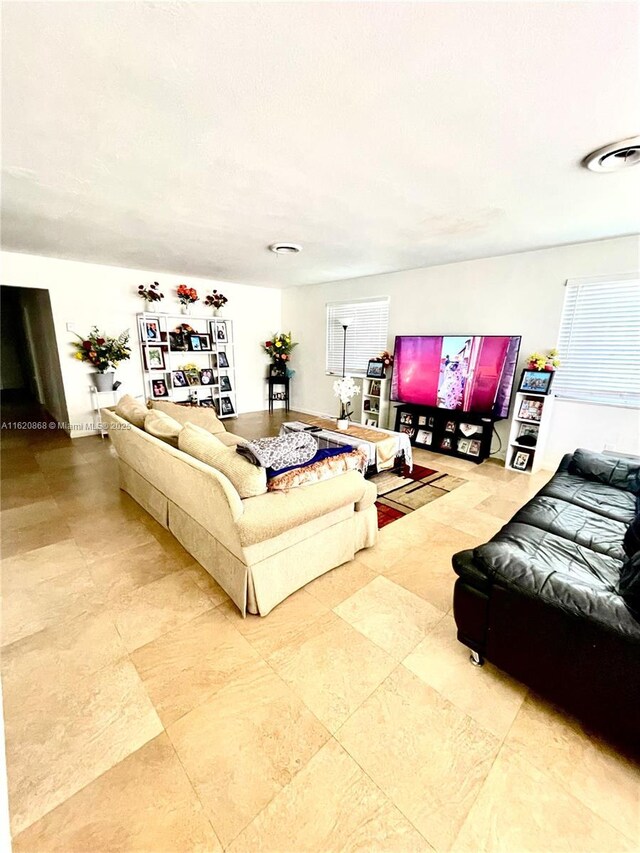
[418,415,427,426]
[366,418,377,427]
[199,398,215,408]
[416,429,433,446]
[220,375,232,392]
[214,352,230,369]
[400,412,413,426]
[220,396,235,416]
[151,378,169,398]
[172,370,188,388]
[186,372,200,386]
[428,417,435,428]
[468,439,481,457]
[363,399,371,412]
[214,323,228,343]
[518,369,553,395]
[199,368,214,386]
[518,398,543,422]
[269,363,286,377]
[189,335,202,352]
[445,420,456,433]
[197,334,211,351]
[143,317,160,342]
[401,426,415,438]
[517,422,539,446]
[145,346,165,370]
[369,381,381,396]
[457,438,471,454]
[366,360,385,379]
[460,422,481,437]
[512,450,531,470]
[440,437,452,450]
[169,331,189,352]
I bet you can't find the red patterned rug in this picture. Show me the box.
[373,464,467,529]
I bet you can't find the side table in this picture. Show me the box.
[267,376,290,413]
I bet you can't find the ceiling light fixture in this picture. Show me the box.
[269,243,302,254]
[583,136,640,172]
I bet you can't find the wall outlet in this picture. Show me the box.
[603,442,616,451]
[66,322,77,332]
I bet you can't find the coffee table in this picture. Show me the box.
[280,419,413,474]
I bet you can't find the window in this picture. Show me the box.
[326,297,390,376]
[554,274,640,408]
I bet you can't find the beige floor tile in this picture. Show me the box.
[451,746,636,853]
[0,497,64,532]
[0,472,53,510]
[475,494,527,520]
[6,658,162,836]
[1,539,86,595]
[180,562,230,604]
[12,733,221,853]
[228,738,431,853]
[268,612,397,733]
[355,535,417,574]
[168,658,330,847]
[403,615,527,739]
[132,606,260,725]
[109,567,218,652]
[336,665,500,851]
[335,575,445,660]
[0,515,74,559]
[506,694,640,843]
[68,512,157,562]
[305,558,379,609]
[220,587,330,657]
[419,504,506,541]
[34,446,92,470]
[0,452,42,479]
[88,538,192,601]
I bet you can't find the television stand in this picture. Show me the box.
[393,405,494,464]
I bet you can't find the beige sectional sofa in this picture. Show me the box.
[102,399,378,616]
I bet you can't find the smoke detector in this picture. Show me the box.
[583,136,640,172]
[269,243,302,254]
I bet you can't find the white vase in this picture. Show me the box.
[94,372,115,392]
[180,304,191,316]
[337,418,349,431]
[211,307,219,317]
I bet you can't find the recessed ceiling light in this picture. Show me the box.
[269,243,302,254]
[583,136,640,172]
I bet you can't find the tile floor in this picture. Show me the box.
[1,406,638,852]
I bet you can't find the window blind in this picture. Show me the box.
[554,274,640,408]
[326,297,390,376]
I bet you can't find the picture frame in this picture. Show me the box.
[428,417,435,428]
[440,437,452,450]
[366,360,385,379]
[220,375,232,392]
[151,377,169,398]
[172,370,188,388]
[197,334,211,351]
[416,429,433,446]
[189,335,202,352]
[145,346,165,371]
[400,412,413,426]
[143,317,160,342]
[186,372,200,386]
[220,396,235,416]
[269,362,286,377]
[445,420,456,433]
[517,422,539,446]
[467,439,481,457]
[199,398,215,408]
[369,381,381,396]
[401,426,415,438]
[457,438,471,454]
[518,369,554,395]
[363,399,371,412]
[214,322,228,344]
[518,398,543,422]
[199,368,214,386]
[512,450,531,470]
[366,418,377,427]
[418,415,427,426]
[214,352,230,369]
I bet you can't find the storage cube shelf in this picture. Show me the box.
[137,312,237,418]
[506,391,554,474]
[360,376,390,429]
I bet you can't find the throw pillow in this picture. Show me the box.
[179,423,267,498]
[268,447,368,491]
[571,449,640,495]
[114,394,148,429]
[148,399,226,435]
[144,409,183,448]
[619,551,640,618]
[623,515,640,558]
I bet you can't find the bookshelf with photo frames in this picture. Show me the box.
[393,405,494,464]
[360,376,390,429]
[137,312,237,418]
[506,391,554,474]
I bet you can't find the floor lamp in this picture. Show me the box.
[338,316,353,378]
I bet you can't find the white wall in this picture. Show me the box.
[282,235,640,467]
[1,252,281,436]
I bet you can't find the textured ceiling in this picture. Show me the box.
[2,1,639,288]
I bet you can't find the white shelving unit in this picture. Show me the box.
[137,312,237,418]
[506,391,554,474]
[360,376,390,430]
[90,386,121,437]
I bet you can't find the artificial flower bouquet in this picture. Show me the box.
[527,349,560,371]
[72,327,131,373]
[333,375,360,421]
[177,284,199,306]
[204,289,228,310]
[138,281,164,303]
[262,332,298,363]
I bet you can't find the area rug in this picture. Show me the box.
[372,464,467,528]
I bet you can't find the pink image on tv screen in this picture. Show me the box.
[391,335,521,418]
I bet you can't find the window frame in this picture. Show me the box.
[325,296,390,377]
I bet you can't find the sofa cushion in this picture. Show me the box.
[623,515,640,558]
[115,394,148,429]
[619,552,640,618]
[216,432,249,448]
[539,471,637,524]
[144,409,183,447]
[512,495,627,560]
[179,423,267,498]
[149,399,226,435]
[571,449,640,495]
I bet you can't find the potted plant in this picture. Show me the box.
[527,349,561,371]
[262,333,298,370]
[333,376,360,430]
[204,289,228,316]
[72,327,131,391]
[177,284,199,315]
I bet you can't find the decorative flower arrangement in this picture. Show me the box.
[333,376,360,422]
[378,350,394,368]
[527,349,560,371]
[177,284,199,306]
[262,332,298,364]
[137,281,164,303]
[204,289,228,311]
[72,327,131,373]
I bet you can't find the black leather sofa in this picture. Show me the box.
[452,449,640,752]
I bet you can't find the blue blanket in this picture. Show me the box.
[267,445,354,478]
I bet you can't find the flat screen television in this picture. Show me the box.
[390,335,521,419]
